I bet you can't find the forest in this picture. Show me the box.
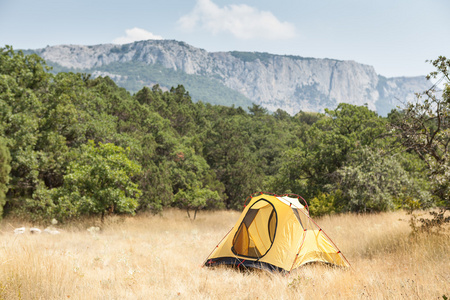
[0,46,449,223]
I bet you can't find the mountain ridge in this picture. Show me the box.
[27,39,430,116]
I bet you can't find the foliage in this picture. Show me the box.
[174,186,223,220]
[329,147,432,213]
[82,61,254,108]
[409,208,450,234]
[229,51,315,64]
[272,103,387,199]
[203,114,263,209]
[0,46,441,220]
[229,51,274,63]
[54,141,142,220]
[0,137,11,218]
[391,56,450,230]
[309,191,342,217]
[391,57,450,204]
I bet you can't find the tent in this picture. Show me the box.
[203,192,350,272]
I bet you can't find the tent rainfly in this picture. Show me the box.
[203,192,350,272]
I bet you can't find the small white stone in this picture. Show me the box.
[30,227,42,234]
[44,228,60,235]
[14,227,26,234]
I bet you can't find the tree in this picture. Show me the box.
[272,103,386,199]
[203,115,262,209]
[0,138,11,218]
[330,147,432,213]
[169,142,225,215]
[174,185,222,220]
[54,141,142,220]
[0,46,48,200]
[248,103,268,117]
[391,56,450,230]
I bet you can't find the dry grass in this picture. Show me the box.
[0,210,448,299]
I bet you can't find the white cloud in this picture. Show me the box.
[113,28,163,44]
[177,0,296,40]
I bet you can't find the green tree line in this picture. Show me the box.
[0,46,448,222]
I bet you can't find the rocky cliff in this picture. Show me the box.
[30,40,431,115]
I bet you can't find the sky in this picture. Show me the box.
[0,0,449,78]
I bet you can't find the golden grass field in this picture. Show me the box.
[0,209,448,299]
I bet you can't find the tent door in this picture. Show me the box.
[231,199,277,259]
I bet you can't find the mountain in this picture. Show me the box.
[27,40,431,116]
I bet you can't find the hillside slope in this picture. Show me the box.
[29,40,431,115]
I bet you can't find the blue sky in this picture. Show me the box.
[0,0,449,77]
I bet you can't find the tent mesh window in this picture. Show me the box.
[291,207,317,230]
[231,199,277,259]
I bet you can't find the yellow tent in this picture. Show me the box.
[204,192,350,272]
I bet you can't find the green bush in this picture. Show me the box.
[309,191,343,217]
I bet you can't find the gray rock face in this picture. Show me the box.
[32,40,431,115]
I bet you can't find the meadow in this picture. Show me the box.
[0,209,448,299]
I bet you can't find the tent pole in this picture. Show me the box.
[288,228,308,274]
[295,204,351,268]
[201,227,234,267]
[308,217,352,268]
